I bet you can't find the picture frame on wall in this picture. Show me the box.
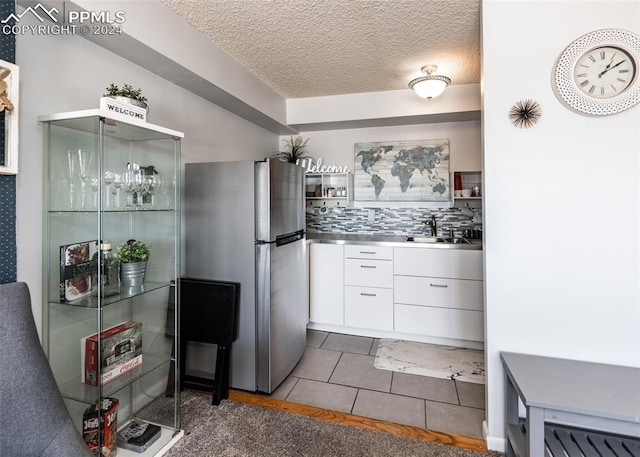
[353,139,451,202]
[0,59,18,175]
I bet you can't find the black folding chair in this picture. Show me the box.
[179,277,240,405]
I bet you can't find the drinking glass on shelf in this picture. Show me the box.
[122,168,138,209]
[103,170,115,208]
[133,170,145,210]
[90,177,100,209]
[149,174,162,208]
[66,150,77,210]
[140,173,153,209]
[76,149,93,210]
[111,172,123,208]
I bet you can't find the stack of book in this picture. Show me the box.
[117,420,161,453]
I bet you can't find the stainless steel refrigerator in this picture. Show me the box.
[184,159,307,393]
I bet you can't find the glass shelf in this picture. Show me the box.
[59,351,172,404]
[50,280,171,308]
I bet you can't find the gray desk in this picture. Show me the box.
[501,352,640,457]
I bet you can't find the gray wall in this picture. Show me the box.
[16,14,278,336]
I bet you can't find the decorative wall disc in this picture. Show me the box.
[508,99,542,128]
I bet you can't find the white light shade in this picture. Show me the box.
[408,65,451,100]
[409,78,449,99]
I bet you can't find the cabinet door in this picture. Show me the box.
[394,247,483,280]
[309,243,344,325]
[395,304,484,342]
[344,258,393,288]
[345,286,393,331]
[394,276,484,311]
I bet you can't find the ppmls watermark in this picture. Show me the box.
[1,2,126,36]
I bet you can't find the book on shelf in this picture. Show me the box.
[117,420,161,453]
[60,240,97,302]
[81,321,143,386]
[83,397,119,456]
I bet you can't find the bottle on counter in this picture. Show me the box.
[91,242,121,297]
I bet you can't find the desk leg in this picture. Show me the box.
[505,373,519,457]
[526,406,545,457]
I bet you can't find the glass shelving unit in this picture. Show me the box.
[40,109,183,456]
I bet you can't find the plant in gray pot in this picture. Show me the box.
[116,239,150,289]
[270,136,310,165]
[104,83,148,112]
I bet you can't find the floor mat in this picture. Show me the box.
[374,339,485,384]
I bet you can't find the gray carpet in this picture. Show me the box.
[164,390,503,457]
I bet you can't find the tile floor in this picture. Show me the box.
[270,330,486,439]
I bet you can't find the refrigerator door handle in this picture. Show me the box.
[275,230,305,247]
[256,229,305,246]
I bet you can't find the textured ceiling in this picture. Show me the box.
[161,0,481,99]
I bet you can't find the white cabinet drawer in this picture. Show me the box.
[394,247,483,280]
[345,258,393,288]
[345,286,393,331]
[395,304,484,342]
[345,244,393,260]
[394,275,483,311]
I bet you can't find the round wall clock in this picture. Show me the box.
[553,29,640,116]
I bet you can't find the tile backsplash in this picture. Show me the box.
[306,206,483,237]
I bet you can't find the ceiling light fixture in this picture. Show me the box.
[408,64,451,100]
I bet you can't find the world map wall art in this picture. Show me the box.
[354,139,450,202]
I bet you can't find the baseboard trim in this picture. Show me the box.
[485,434,506,453]
[225,389,489,454]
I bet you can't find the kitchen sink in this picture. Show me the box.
[446,237,472,244]
[406,236,472,244]
[406,236,446,243]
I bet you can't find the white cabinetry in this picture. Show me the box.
[394,247,484,342]
[308,241,484,347]
[309,243,344,325]
[344,245,393,331]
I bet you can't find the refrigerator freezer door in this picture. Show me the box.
[255,238,307,393]
[256,160,305,242]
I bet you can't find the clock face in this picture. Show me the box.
[553,29,640,116]
[574,46,636,99]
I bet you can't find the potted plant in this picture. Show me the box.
[270,136,310,164]
[104,83,148,111]
[116,239,151,288]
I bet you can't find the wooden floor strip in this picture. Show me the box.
[223,389,488,454]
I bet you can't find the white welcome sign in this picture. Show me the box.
[297,157,349,174]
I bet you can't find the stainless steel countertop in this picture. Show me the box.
[306,233,483,250]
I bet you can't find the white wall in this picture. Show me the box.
[482,0,640,451]
[16,16,278,336]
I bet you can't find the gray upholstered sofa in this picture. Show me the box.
[0,282,92,456]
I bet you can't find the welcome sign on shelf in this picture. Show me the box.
[297,157,350,174]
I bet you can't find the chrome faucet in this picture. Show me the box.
[425,215,437,237]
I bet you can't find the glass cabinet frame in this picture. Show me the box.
[39,109,183,456]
